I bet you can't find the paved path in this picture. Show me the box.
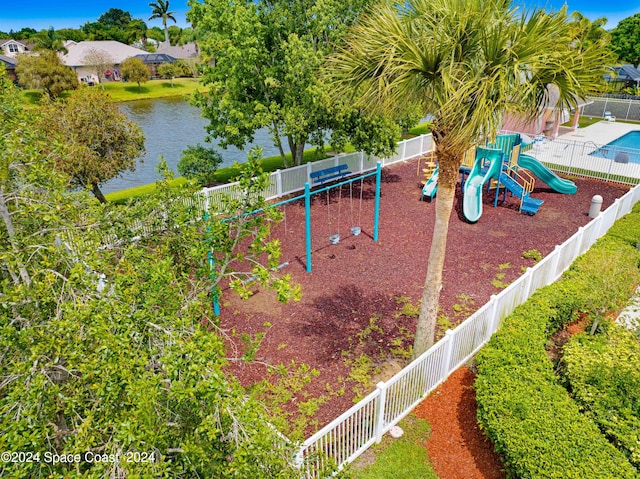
[616,286,640,331]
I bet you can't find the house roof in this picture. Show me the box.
[134,53,177,64]
[604,64,640,82]
[155,42,198,59]
[0,39,27,48]
[0,54,18,68]
[60,41,148,66]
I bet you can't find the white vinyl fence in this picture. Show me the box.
[296,182,640,478]
[201,134,434,205]
[524,137,640,185]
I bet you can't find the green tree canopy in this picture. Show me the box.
[15,49,79,98]
[120,56,151,89]
[42,88,145,203]
[0,68,303,478]
[187,0,401,168]
[157,61,182,86]
[326,0,612,357]
[610,13,640,66]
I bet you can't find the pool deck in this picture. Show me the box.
[526,121,640,183]
[561,120,640,145]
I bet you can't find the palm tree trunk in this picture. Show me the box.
[413,144,460,359]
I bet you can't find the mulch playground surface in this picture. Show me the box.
[218,155,629,477]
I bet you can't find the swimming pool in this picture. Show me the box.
[589,131,640,164]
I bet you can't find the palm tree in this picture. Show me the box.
[326,0,611,358]
[149,0,177,45]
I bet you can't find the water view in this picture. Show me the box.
[102,97,289,193]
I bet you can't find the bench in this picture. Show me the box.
[310,164,352,185]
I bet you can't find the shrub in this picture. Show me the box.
[475,206,640,479]
[563,325,640,468]
[177,144,223,186]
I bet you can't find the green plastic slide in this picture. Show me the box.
[518,154,577,194]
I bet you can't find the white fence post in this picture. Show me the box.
[275,169,283,197]
[487,295,499,334]
[440,330,455,378]
[374,382,387,443]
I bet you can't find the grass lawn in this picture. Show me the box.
[349,415,438,479]
[19,77,205,105]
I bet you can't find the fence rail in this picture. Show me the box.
[583,97,640,122]
[297,179,640,478]
[201,135,434,204]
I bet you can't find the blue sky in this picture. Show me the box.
[1,0,638,33]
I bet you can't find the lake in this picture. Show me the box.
[102,97,289,193]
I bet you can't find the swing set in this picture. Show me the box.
[209,162,382,314]
[281,161,382,272]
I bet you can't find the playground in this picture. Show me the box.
[217,139,630,440]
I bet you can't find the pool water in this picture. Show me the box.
[589,131,640,164]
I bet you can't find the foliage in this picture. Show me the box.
[351,414,438,479]
[120,57,151,89]
[15,49,79,98]
[82,8,134,43]
[325,0,613,358]
[157,61,182,86]
[177,143,223,185]
[31,27,68,53]
[187,0,400,168]
[0,70,305,478]
[149,0,178,44]
[81,48,115,86]
[563,325,640,467]
[522,248,543,263]
[610,13,640,67]
[41,87,145,203]
[474,209,640,479]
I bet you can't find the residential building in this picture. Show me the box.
[60,40,148,84]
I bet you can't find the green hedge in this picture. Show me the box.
[563,326,640,468]
[475,204,640,479]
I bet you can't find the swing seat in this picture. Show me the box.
[310,164,352,185]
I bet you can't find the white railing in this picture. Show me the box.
[201,135,434,203]
[297,182,640,478]
[583,97,640,122]
[525,137,640,185]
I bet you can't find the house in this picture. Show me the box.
[155,42,199,59]
[60,40,149,84]
[133,53,177,78]
[604,64,640,92]
[0,39,29,57]
[0,54,18,82]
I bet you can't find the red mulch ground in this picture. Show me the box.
[217,155,629,474]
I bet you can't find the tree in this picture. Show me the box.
[568,11,610,54]
[126,19,150,49]
[31,27,68,53]
[157,61,182,86]
[177,143,223,185]
[15,49,79,98]
[82,48,114,88]
[326,0,611,357]
[610,13,640,66]
[149,0,177,45]
[97,8,134,29]
[187,0,399,168]
[43,88,145,203]
[120,56,151,90]
[1,69,303,477]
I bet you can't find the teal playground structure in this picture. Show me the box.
[425,133,577,222]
